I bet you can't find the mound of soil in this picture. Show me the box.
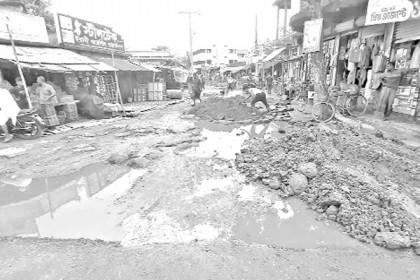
[188,96,257,121]
[235,122,420,252]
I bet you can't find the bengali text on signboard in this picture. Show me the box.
[58,14,125,52]
[365,0,420,25]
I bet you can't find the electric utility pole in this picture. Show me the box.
[178,10,200,74]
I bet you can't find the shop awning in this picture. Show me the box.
[18,62,72,73]
[90,62,118,72]
[136,63,161,73]
[0,44,108,72]
[90,57,152,72]
[0,45,97,64]
[262,48,285,63]
[63,64,98,72]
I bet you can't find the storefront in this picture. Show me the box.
[55,13,158,103]
[0,44,113,124]
[391,19,420,116]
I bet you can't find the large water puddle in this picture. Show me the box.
[233,198,361,249]
[0,163,145,241]
[186,121,281,159]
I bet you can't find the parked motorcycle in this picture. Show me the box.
[6,109,45,140]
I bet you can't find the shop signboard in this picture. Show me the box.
[303,19,323,53]
[0,10,49,43]
[365,0,420,26]
[57,14,124,52]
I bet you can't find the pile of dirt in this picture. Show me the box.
[188,96,294,123]
[235,121,420,253]
[188,96,256,121]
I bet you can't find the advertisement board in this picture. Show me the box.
[0,10,49,43]
[57,14,124,52]
[365,0,420,26]
[303,19,323,53]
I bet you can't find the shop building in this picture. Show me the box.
[54,13,159,103]
[0,3,112,125]
[192,45,247,67]
[292,0,420,117]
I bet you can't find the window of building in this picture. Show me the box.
[206,49,212,53]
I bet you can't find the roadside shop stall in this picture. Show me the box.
[0,44,115,125]
[390,19,420,117]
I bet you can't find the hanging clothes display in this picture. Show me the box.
[373,54,387,73]
[359,45,372,69]
[348,39,361,63]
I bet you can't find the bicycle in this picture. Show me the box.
[312,86,368,123]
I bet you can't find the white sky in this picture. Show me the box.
[52,0,300,55]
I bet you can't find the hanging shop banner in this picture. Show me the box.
[57,14,125,52]
[0,10,49,43]
[303,18,323,53]
[365,0,420,26]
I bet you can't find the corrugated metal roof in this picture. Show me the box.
[90,57,151,71]
[19,62,71,73]
[90,62,117,72]
[63,64,98,72]
[135,63,161,72]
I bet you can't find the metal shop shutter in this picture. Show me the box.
[394,20,420,44]
[361,24,386,39]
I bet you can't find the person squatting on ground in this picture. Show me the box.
[190,73,203,106]
[0,88,21,143]
[226,74,236,94]
[242,84,270,112]
[378,62,402,120]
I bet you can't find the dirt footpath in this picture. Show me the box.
[0,100,419,280]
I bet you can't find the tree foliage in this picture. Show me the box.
[17,0,54,30]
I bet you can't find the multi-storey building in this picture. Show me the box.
[193,44,248,67]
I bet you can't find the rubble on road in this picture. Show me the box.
[235,121,420,252]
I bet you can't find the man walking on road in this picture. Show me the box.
[190,73,203,106]
[378,62,402,120]
[266,74,274,95]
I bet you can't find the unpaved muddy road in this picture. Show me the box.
[0,100,419,280]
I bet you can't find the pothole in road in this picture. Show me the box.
[184,121,280,160]
[232,198,361,249]
[0,163,145,241]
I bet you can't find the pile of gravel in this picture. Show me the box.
[235,122,420,253]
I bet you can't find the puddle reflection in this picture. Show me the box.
[187,122,279,160]
[233,198,361,249]
[0,164,144,241]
